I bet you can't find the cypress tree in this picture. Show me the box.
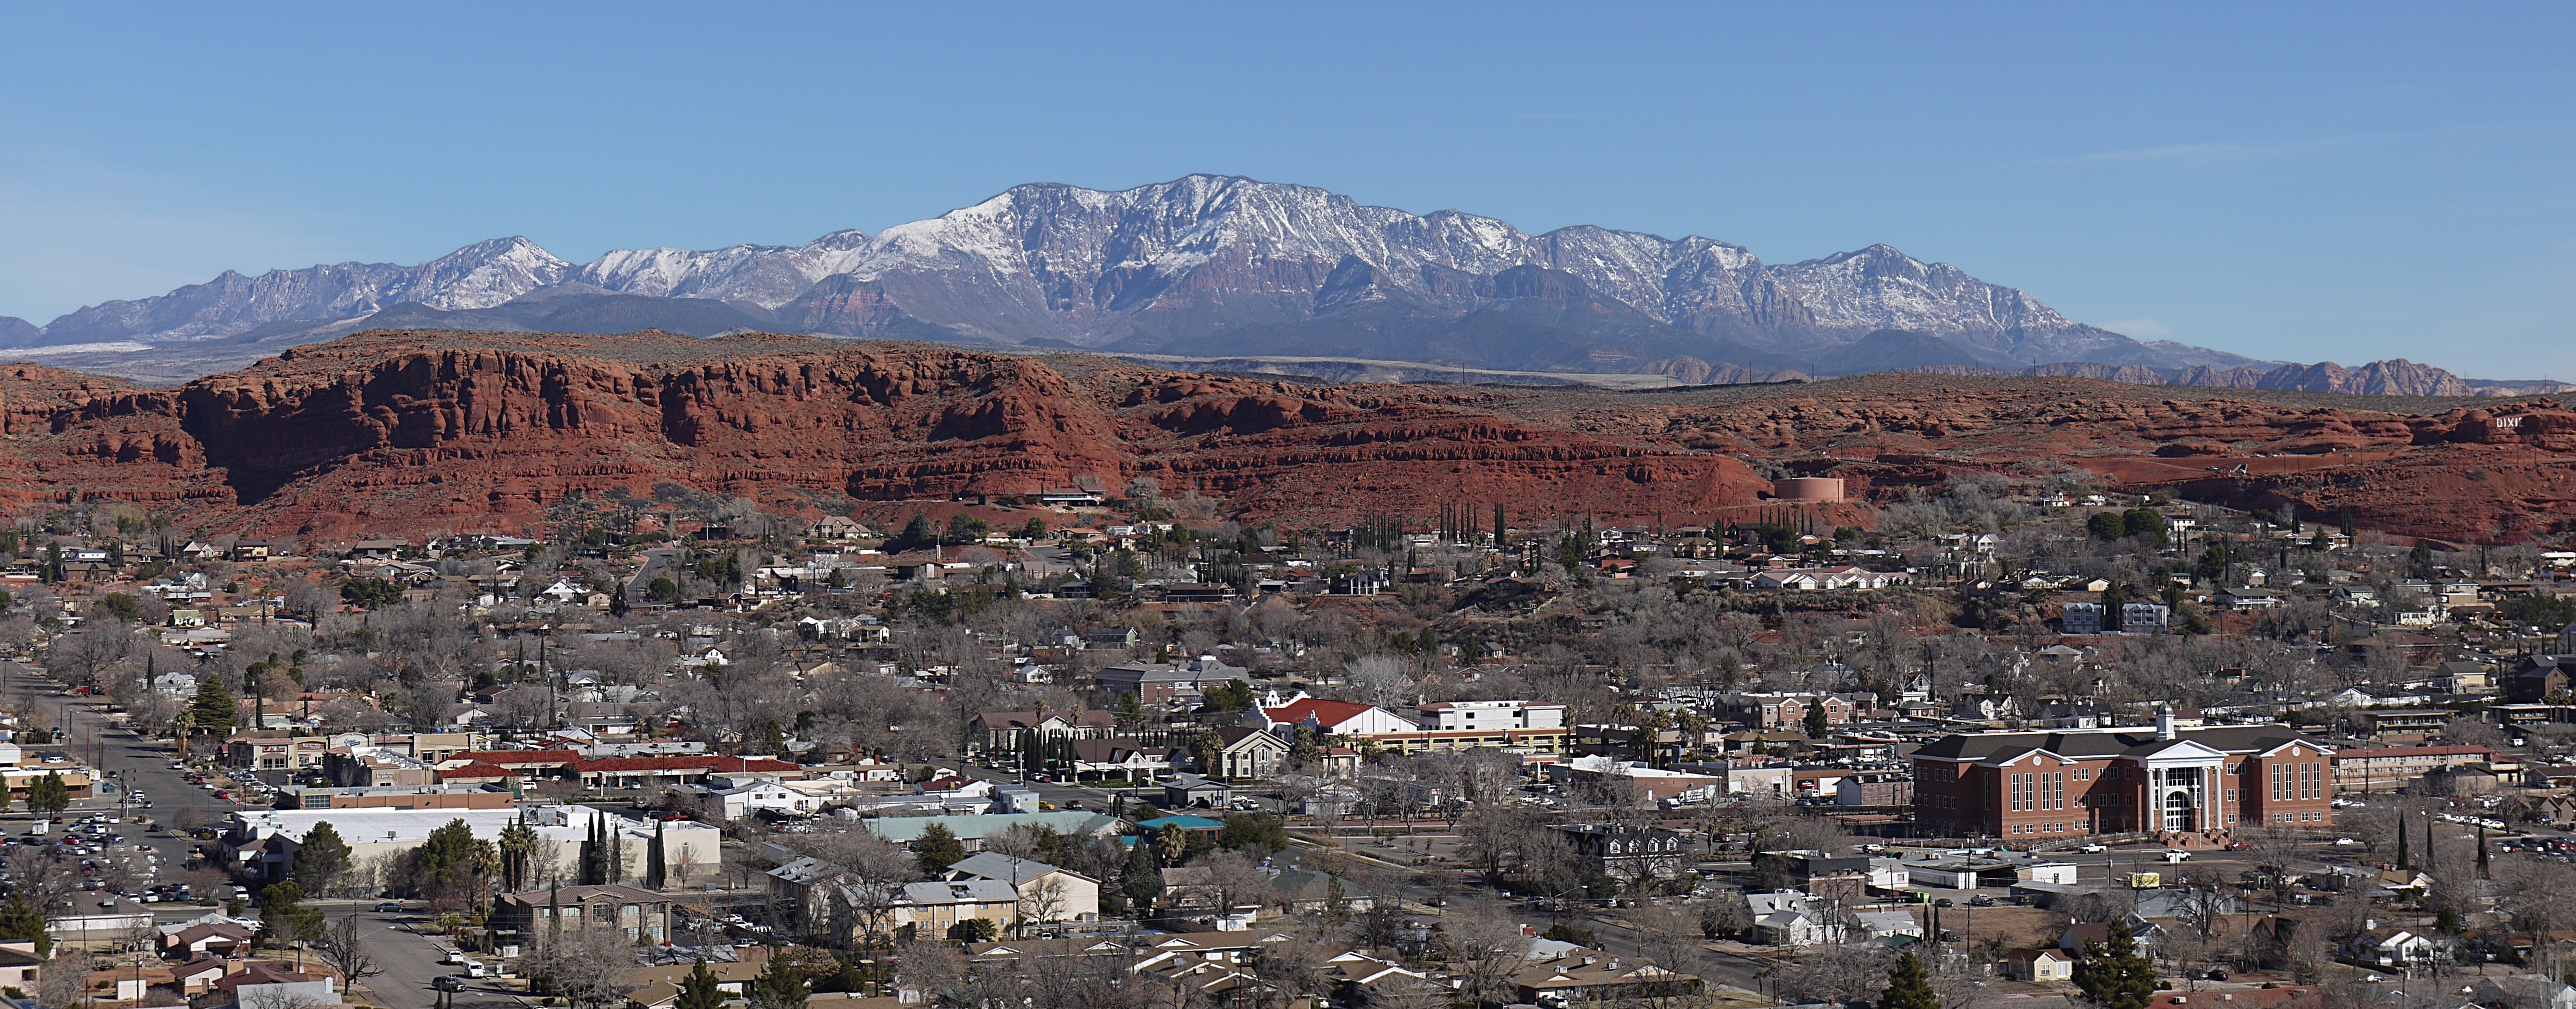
[602,813,625,885]
[2477,824,2491,880]
[2396,813,2410,869]
[2424,816,2436,874]
[647,820,669,890]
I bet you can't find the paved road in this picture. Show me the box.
[629,549,680,598]
[332,904,520,1009]
[0,662,231,885]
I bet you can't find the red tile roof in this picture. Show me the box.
[445,750,580,767]
[573,755,796,774]
[1263,699,1382,730]
[438,763,522,782]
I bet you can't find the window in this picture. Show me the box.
[2227,789,2237,802]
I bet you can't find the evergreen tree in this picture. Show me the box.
[753,953,809,1009]
[676,960,724,1009]
[190,673,236,737]
[579,816,601,886]
[257,881,325,947]
[2425,816,2437,874]
[25,773,69,814]
[819,959,867,995]
[647,820,669,890]
[2397,812,2411,869]
[605,814,627,885]
[1802,701,1829,739]
[914,823,965,877]
[0,894,47,955]
[2478,824,2491,880]
[292,820,354,896]
[2071,922,2158,1009]
[1880,952,1941,1009]
[1119,838,1164,909]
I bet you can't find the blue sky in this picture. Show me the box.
[3,3,2572,378]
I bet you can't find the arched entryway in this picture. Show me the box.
[2164,791,2195,833]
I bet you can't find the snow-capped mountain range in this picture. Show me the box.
[2,174,2268,375]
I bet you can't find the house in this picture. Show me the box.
[620,960,770,1009]
[2343,924,2439,968]
[2061,919,2161,955]
[213,962,338,1009]
[945,852,1101,923]
[2508,655,2576,703]
[1162,774,1233,809]
[2217,587,2284,610]
[493,884,675,942]
[1266,865,1375,915]
[1555,823,1685,881]
[162,920,259,957]
[1067,738,1177,783]
[1746,891,1844,946]
[0,942,36,992]
[1505,949,1700,1004]
[1093,655,1250,705]
[2005,947,2075,982]
[846,878,1019,939]
[805,516,871,541]
[1753,850,1871,901]
[1855,909,1923,942]
[1211,727,1289,780]
[1751,566,1910,591]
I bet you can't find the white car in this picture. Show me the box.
[2162,850,2192,863]
[2078,843,2108,853]
[2333,837,2363,846]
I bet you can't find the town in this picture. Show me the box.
[0,469,2571,1009]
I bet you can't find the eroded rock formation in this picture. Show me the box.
[0,331,2565,543]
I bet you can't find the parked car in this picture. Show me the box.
[376,902,405,913]
[2078,843,2107,853]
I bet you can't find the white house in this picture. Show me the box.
[1752,566,1911,591]
[683,775,822,819]
[1746,890,1846,946]
[2344,924,2440,968]
[1855,909,1922,941]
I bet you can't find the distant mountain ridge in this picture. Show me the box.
[1906,358,2562,397]
[0,173,2406,382]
